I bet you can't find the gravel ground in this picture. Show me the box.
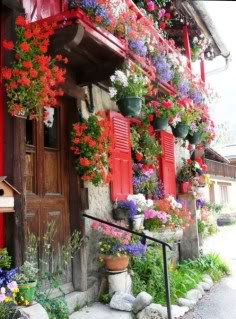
[183,224,236,319]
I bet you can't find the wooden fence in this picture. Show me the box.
[205,159,236,179]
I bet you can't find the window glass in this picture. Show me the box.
[44,108,58,148]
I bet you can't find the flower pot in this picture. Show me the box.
[186,132,201,145]
[103,255,129,271]
[17,281,37,306]
[171,124,189,138]
[112,208,128,221]
[153,117,168,131]
[132,214,144,231]
[179,181,191,194]
[116,97,142,117]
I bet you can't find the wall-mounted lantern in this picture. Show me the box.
[0,176,21,213]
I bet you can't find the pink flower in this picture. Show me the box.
[7,281,18,292]
[158,9,166,18]
[147,1,155,12]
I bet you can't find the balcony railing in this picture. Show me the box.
[21,0,204,93]
[205,159,236,180]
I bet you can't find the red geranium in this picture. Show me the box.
[71,112,112,186]
[1,16,67,119]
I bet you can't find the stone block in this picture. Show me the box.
[18,303,49,319]
[108,270,132,294]
[185,289,202,302]
[177,298,196,309]
[109,292,135,312]
[133,291,153,314]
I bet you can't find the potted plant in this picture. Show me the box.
[91,221,146,271]
[15,233,38,306]
[177,160,194,193]
[127,193,153,230]
[145,97,177,131]
[112,199,137,221]
[109,66,148,117]
[1,16,66,119]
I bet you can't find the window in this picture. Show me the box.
[219,183,229,204]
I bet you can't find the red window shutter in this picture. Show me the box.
[158,131,176,197]
[110,111,133,201]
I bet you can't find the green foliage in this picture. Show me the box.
[198,220,206,234]
[205,202,223,215]
[0,248,12,269]
[40,297,69,319]
[15,231,39,283]
[131,125,162,165]
[131,247,229,305]
[144,219,163,231]
[0,302,18,319]
[99,293,112,304]
[74,303,81,312]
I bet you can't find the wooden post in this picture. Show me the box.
[200,55,206,83]
[182,25,192,70]
[178,193,200,260]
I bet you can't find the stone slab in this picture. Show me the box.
[70,302,133,319]
[18,303,49,319]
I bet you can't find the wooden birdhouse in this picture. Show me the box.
[0,176,20,213]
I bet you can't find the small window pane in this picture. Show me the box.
[44,108,58,148]
[26,119,34,145]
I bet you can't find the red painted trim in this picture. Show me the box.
[200,56,206,83]
[182,25,192,70]
[0,10,5,248]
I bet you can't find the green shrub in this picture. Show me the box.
[131,248,229,305]
[0,248,12,269]
[39,297,70,319]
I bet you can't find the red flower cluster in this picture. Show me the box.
[71,112,112,186]
[2,16,66,118]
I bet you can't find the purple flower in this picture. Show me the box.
[116,242,147,256]
[129,39,147,57]
[152,55,173,82]
[117,200,137,219]
[153,179,165,200]
[190,89,204,105]
[95,5,110,25]
[178,81,189,97]
[79,0,97,10]
[0,268,17,287]
[196,199,205,209]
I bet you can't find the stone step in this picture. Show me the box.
[70,302,133,319]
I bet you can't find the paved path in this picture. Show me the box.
[183,224,236,319]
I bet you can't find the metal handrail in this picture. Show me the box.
[83,213,173,319]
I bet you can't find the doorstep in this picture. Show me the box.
[70,302,133,319]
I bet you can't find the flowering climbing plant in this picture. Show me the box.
[71,112,112,186]
[2,16,67,119]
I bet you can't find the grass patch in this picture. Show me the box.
[131,246,230,305]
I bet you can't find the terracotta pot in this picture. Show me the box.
[179,181,191,193]
[103,255,129,271]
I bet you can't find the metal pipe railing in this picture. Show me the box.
[83,213,173,319]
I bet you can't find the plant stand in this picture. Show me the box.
[107,269,132,295]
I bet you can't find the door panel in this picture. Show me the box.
[25,98,71,283]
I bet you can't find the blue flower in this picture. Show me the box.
[117,200,137,219]
[79,0,97,10]
[190,89,204,105]
[128,39,147,57]
[178,81,189,97]
[152,55,173,82]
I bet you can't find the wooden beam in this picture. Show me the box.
[182,25,192,70]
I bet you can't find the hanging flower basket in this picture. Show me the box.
[132,214,144,231]
[153,116,168,131]
[102,255,129,271]
[116,97,142,117]
[186,132,201,145]
[171,123,189,138]
[179,181,191,194]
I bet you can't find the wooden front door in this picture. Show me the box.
[25,98,71,283]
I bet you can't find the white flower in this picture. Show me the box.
[178,66,184,73]
[114,70,128,87]
[109,87,117,98]
[193,37,199,44]
[0,287,5,294]
[110,75,115,82]
[146,199,154,208]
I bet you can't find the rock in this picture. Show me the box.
[108,271,132,294]
[199,281,211,291]
[171,305,189,318]
[18,303,49,319]
[177,298,196,309]
[109,292,135,312]
[202,274,214,287]
[136,303,189,319]
[136,303,166,319]
[185,289,202,302]
[133,291,153,313]
[196,284,205,295]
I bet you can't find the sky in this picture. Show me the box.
[199,1,236,143]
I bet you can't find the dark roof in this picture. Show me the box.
[205,148,229,164]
